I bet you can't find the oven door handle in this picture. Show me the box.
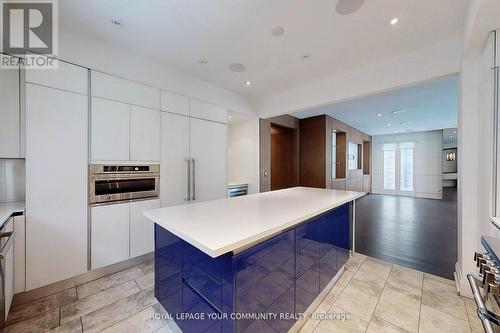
[467,273,499,333]
[0,232,14,260]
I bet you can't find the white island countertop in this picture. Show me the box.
[144,187,364,258]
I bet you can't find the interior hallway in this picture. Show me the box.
[355,188,457,279]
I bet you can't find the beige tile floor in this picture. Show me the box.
[4,254,483,333]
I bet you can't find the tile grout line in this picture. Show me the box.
[418,272,425,332]
[363,263,393,332]
[311,255,367,333]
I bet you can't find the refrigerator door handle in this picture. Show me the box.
[191,158,196,201]
[185,158,191,201]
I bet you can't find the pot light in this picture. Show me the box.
[229,63,245,72]
[387,123,392,127]
[271,26,285,37]
[390,18,399,25]
[228,115,232,119]
[245,81,252,86]
[392,109,407,114]
[377,113,382,117]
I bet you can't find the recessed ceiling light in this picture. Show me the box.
[392,109,407,114]
[198,59,208,65]
[111,18,123,27]
[377,113,382,117]
[336,0,366,15]
[228,115,232,119]
[453,130,457,134]
[390,18,399,25]
[229,63,245,72]
[245,81,252,86]
[271,26,285,37]
[387,123,392,127]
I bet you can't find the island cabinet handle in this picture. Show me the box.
[191,158,196,201]
[467,273,498,333]
[185,158,191,201]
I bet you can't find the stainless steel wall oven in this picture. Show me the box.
[89,165,159,205]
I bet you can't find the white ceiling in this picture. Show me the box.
[59,0,467,100]
[291,74,458,136]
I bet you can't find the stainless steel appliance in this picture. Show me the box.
[89,164,160,205]
[227,183,248,198]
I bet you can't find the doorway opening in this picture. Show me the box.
[270,124,298,190]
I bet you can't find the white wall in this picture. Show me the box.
[372,130,443,200]
[228,119,260,194]
[455,0,500,297]
[59,28,254,116]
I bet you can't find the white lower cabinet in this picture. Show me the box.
[130,199,160,258]
[91,203,130,270]
[4,218,14,319]
[13,215,25,294]
[91,199,159,270]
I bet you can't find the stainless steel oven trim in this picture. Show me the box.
[89,165,160,205]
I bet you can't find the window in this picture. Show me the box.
[383,143,396,190]
[400,142,415,192]
[383,142,415,193]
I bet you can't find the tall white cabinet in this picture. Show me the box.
[25,62,89,290]
[160,93,228,206]
[0,54,22,158]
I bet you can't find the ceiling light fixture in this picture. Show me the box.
[390,18,399,25]
[228,115,232,119]
[387,123,392,127]
[229,63,245,72]
[271,26,285,37]
[392,109,407,114]
[111,18,123,27]
[377,113,382,117]
[245,81,252,86]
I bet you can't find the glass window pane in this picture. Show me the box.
[383,150,396,190]
[400,148,414,191]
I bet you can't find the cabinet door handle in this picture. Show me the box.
[185,158,191,201]
[191,158,196,201]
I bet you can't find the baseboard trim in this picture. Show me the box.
[13,253,153,307]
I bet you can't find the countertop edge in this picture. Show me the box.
[145,191,364,258]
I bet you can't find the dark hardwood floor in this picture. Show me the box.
[355,187,457,279]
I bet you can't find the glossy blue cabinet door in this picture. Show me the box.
[154,224,183,328]
[295,219,320,314]
[335,204,350,269]
[232,230,295,333]
[318,212,339,291]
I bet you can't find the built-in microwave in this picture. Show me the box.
[89,164,160,205]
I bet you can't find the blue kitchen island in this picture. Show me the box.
[144,187,364,333]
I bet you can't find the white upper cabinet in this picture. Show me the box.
[160,112,190,207]
[130,199,160,258]
[190,118,227,202]
[25,59,88,95]
[189,99,228,124]
[91,71,160,109]
[91,97,130,161]
[0,55,21,158]
[130,106,161,162]
[161,91,189,116]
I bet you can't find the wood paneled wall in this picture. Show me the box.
[259,115,300,192]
